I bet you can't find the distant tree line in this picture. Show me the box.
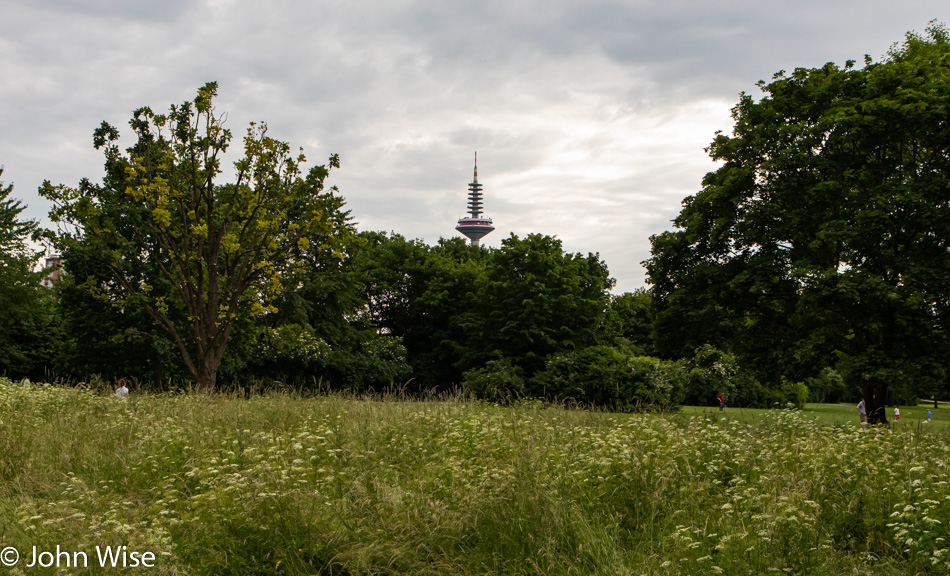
[0,191,872,411]
[3,25,950,414]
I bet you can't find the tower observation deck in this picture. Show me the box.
[455,152,495,246]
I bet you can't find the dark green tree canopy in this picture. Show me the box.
[646,23,950,423]
[468,233,614,373]
[0,168,56,378]
[347,232,614,390]
[0,168,39,260]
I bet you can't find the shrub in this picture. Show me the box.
[782,380,809,409]
[731,374,784,408]
[325,333,412,392]
[648,358,688,409]
[531,346,675,411]
[247,325,411,392]
[807,367,847,403]
[248,323,333,382]
[681,344,738,407]
[461,358,527,402]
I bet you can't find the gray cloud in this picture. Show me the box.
[1,0,946,291]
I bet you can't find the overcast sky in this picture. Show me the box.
[1,1,946,292]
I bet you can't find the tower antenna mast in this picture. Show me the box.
[455,152,495,246]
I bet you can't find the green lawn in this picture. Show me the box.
[677,401,950,429]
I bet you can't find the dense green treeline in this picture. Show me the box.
[0,210,816,411]
[3,25,950,410]
[1,210,692,408]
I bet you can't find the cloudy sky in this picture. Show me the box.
[1,1,946,292]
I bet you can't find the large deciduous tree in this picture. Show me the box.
[41,83,354,391]
[351,232,488,391]
[646,24,950,424]
[463,233,614,374]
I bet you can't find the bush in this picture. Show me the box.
[247,325,411,392]
[806,367,847,403]
[727,374,781,408]
[249,323,333,382]
[782,380,809,409]
[648,358,689,409]
[531,345,677,411]
[325,334,413,392]
[681,345,738,407]
[461,358,527,402]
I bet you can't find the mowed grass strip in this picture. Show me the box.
[2,379,950,575]
[679,401,950,429]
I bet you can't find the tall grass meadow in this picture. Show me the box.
[1,378,949,574]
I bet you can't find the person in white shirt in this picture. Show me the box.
[115,379,129,398]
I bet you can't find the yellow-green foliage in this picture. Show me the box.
[1,378,949,575]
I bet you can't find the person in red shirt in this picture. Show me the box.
[718,393,725,412]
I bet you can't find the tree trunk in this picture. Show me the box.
[196,360,218,393]
[153,343,164,391]
[862,381,890,427]
[193,329,233,393]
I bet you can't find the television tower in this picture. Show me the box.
[455,152,495,246]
